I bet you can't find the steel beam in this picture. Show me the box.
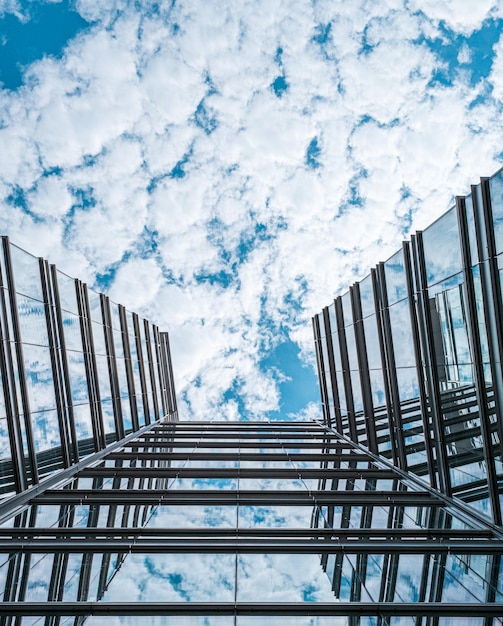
[0,602,501,617]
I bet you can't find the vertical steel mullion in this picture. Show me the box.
[412,233,451,496]
[143,320,160,422]
[456,196,501,525]
[75,281,100,452]
[133,314,150,425]
[0,240,26,493]
[2,238,39,486]
[76,496,100,604]
[322,308,343,434]
[161,331,177,416]
[39,260,71,468]
[475,180,503,476]
[403,241,437,488]
[152,326,167,417]
[485,553,500,616]
[375,264,407,470]
[351,283,378,453]
[101,296,124,441]
[51,266,78,464]
[312,315,330,427]
[119,306,139,432]
[82,285,105,450]
[371,266,398,467]
[334,297,358,442]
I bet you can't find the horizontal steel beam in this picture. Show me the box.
[1,602,501,617]
[31,489,441,506]
[2,538,501,554]
[124,441,350,449]
[134,433,340,441]
[78,467,398,479]
[106,451,375,461]
[0,527,492,539]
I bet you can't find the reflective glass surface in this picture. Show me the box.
[423,208,463,287]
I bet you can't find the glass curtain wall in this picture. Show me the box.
[0,237,177,498]
[0,419,501,624]
[314,168,503,524]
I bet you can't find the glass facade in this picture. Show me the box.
[314,170,503,619]
[315,170,503,520]
[1,171,503,622]
[0,236,177,497]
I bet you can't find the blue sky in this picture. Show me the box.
[2,0,503,421]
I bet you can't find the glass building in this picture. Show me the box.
[0,168,502,624]
[313,170,503,619]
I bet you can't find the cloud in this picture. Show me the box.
[2,0,503,423]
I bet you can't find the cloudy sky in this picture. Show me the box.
[1,0,503,422]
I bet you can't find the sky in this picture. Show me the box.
[1,0,503,422]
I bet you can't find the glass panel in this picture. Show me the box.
[384,249,407,305]
[8,243,44,301]
[73,403,94,449]
[0,416,11,466]
[87,290,103,324]
[17,296,49,346]
[67,351,89,404]
[61,310,83,352]
[388,299,415,368]
[31,407,62,454]
[395,367,419,402]
[95,353,112,402]
[236,554,335,601]
[341,292,352,327]
[364,314,382,370]
[23,343,57,412]
[102,553,235,602]
[489,167,503,255]
[55,271,78,313]
[92,321,107,356]
[464,192,479,266]
[359,274,375,318]
[423,208,463,287]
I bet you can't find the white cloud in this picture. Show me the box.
[407,0,502,36]
[2,0,503,422]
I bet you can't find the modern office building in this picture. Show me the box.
[313,169,503,617]
[0,167,503,624]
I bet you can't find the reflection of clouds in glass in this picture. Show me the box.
[393,554,422,602]
[149,505,236,528]
[237,554,334,602]
[87,617,234,626]
[31,409,61,453]
[171,478,238,490]
[238,505,311,529]
[489,171,503,256]
[72,403,94,443]
[395,367,420,402]
[384,249,407,305]
[103,553,235,602]
[23,344,57,412]
[0,418,10,460]
[61,310,83,351]
[236,616,348,626]
[238,478,306,490]
[423,208,463,287]
[56,271,79,314]
[388,299,415,369]
[442,554,489,603]
[22,553,56,601]
[17,296,49,346]
[9,244,44,301]
[66,351,90,404]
